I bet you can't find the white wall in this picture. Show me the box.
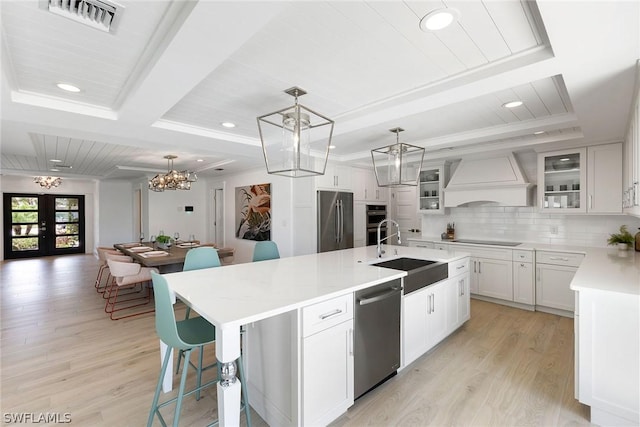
[209,168,295,264]
[147,178,208,243]
[97,180,134,247]
[0,175,96,260]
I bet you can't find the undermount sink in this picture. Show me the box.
[371,257,448,295]
[371,257,437,271]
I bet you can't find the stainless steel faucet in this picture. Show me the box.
[377,219,401,258]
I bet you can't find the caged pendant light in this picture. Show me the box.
[257,87,334,177]
[371,128,425,187]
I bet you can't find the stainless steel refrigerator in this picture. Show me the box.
[317,190,354,253]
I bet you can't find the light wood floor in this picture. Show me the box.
[0,254,592,426]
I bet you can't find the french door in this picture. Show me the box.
[3,193,85,259]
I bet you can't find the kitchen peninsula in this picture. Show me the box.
[162,245,470,427]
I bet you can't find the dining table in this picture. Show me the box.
[114,242,235,272]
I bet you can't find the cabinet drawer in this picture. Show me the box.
[512,250,534,263]
[409,241,434,249]
[536,251,584,267]
[302,294,353,337]
[451,244,512,260]
[434,243,448,251]
[448,258,469,277]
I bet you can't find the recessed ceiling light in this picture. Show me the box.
[502,101,523,108]
[534,131,545,135]
[419,8,460,32]
[329,145,336,149]
[50,168,60,172]
[50,159,63,162]
[221,122,236,128]
[560,158,571,162]
[196,159,204,162]
[56,83,81,93]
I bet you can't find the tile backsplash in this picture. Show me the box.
[420,207,640,248]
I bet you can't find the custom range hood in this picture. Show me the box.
[443,153,534,207]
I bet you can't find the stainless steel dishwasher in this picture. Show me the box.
[354,278,402,399]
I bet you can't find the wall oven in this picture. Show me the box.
[366,204,387,246]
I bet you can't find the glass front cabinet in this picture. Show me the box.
[418,164,445,214]
[537,148,587,212]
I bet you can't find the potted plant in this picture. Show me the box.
[607,225,635,250]
[156,234,171,249]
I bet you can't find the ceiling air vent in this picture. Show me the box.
[40,0,123,33]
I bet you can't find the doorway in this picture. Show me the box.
[3,193,86,259]
[211,187,224,245]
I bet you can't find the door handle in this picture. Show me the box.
[358,287,401,306]
[478,261,481,274]
[473,260,476,273]
[335,203,340,242]
[431,293,435,313]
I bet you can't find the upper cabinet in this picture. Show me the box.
[538,148,587,212]
[418,164,446,215]
[538,144,622,214]
[316,163,352,192]
[353,168,388,203]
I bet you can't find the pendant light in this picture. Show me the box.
[371,128,425,187]
[148,155,197,192]
[257,87,334,177]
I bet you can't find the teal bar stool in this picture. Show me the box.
[176,247,221,373]
[147,271,251,427]
[252,241,280,262]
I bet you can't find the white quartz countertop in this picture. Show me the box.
[570,247,640,295]
[163,245,469,330]
[405,236,639,295]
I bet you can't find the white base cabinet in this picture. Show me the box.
[576,289,639,426]
[535,251,584,314]
[402,257,470,367]
[246,294,354,427]
[512,250,535,305]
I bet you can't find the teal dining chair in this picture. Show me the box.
[252,241,280,262]
[176,246,221,373]
[147,271,251,427]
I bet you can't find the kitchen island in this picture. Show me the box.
[162,244,470,427]
[570,248,640,427]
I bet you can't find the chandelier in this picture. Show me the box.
[371,128,425,187]
[148,155,197,192]
[34,176,62,189]
[257,86,334,177]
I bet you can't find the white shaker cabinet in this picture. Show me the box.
[586,143,622,213]
[475,257,513,301]
[512,250,535,305]
[316,163,352,191]
[535,251,584,314]
[402,280,447,366]
[446,257,471,330]
[352,168,387,202]
[576,289,639,426]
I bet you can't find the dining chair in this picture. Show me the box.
[102,252,133,298]
[175,247,221,372]
[105,259,157,320]
[95,247,123,293]
[147,271,251,427]
[252,241,280,262]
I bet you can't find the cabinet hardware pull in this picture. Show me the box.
[473,261,476,273]
[431,293,435,312]
[349,328,353,355]
[358,287,401,306]
[456,264,464,270]
[478,261,481,274]
[589,195,593,209]
[521,263,525,267]
[536,267,540,281]
[549,257,569,261]
[319,309,342,320]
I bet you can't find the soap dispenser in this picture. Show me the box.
[635,228,640,252]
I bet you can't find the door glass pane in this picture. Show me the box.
[11,197,37,210]
[56,223,79,234]
[11,211,38,224]
[56,235,79,248]
[55,211,79,222]
[12,237,39,251]
[55,198,79,210]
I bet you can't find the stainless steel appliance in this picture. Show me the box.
[354,279,402,399]
[317,191,354,253]
[366,204,386,246]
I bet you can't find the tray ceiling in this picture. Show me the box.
[1,0,638,179]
